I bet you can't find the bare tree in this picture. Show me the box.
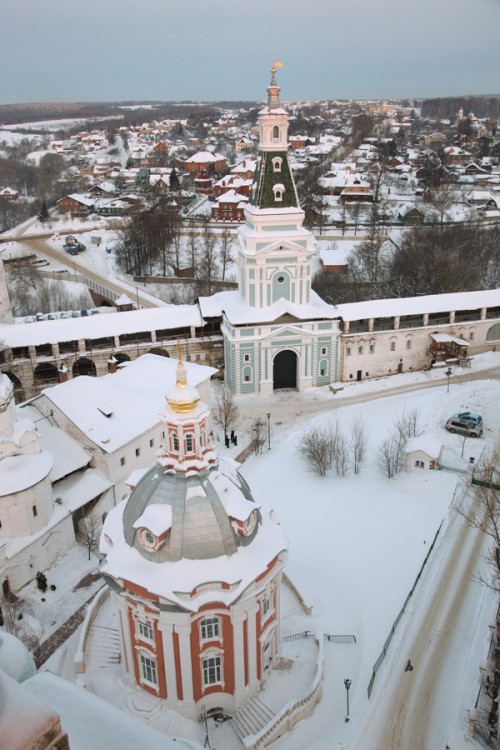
[376,429,406,478]
[297,425,333,477]
[212,387,239,441]
[250,417,266,456]
[196,223,219,296]
[80,515,101,560]
[350,416,368,474]
[218,226,235,281]
[186,228,200,275]
[395,408,424,441]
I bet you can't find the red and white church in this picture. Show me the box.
[100,356,288,720]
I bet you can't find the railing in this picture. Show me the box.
[242,636,324,749]
[282,631,314,643]
[74,585,110,674]
[367,519,444,698]
[282,572,313,615]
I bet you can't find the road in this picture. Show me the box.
[349,486,487,750]
[10,221,164,309]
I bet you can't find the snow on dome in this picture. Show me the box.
[166,358,200,414]
[0,632,36,683]
[133,502,173,536]
[0,451,52,496]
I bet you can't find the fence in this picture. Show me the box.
[367,519,444,698]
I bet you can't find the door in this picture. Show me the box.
[273,350,297,390]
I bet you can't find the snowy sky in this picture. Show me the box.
[2,0,500,104]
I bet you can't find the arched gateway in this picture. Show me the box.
[273,350,297,390]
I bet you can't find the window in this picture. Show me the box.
[138,620,154,641]
[185,433,194,452]
[370,344,375,353]
[273,184,284,202]
[135,447,141,457]
[320,367,326,376]
[242,366,252,383]
[243,353,250,362]
[358,346,363,355]
[321,347,327,355]
[415,460,425,469]
[272,125,280,140]
[390,342,396,351]
[139,654,157,686]
[200,617,220,641]
[120,457,126,467]
[470,332,474,340]
[346,347,351,356]
[202,654,222,686]
[32,505,38,517]
[262,595,271,618]
[149,439,154,448]
[272,156,282,172]
[172,433,179,451]
[406,340,412,350]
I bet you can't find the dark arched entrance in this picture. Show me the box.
[72,358,97,378]
[34,362,59,388]
[3,371,25,403]
[148,347,170,357]
[273,350,297,390]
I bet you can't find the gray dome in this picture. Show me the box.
[123,459,259,563]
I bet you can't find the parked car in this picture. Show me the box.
[445,418,482,437]
[452,411,482,426]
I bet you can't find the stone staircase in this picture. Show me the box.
[231,695,275,742]
[86,624,121,669]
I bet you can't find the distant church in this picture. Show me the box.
[100,355,288,719]
[200,68,340,395]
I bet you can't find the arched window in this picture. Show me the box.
[319,358,329,377]
[272,125,280,141]
[139,651,158,687]
[171,432,179,452]
[272,156,282,172]
[242,366,252,383]
[185,433,194,452]
[273,183,285,202]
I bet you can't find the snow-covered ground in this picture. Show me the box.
[20,354,498,749]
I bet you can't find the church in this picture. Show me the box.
[200,67,341,395]
[99,354,288,720]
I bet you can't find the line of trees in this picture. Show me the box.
[313,222,500,305]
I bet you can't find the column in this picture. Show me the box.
[246,602,259,687]
[175,622,194,702]
[231,612,246,695]
[158,621,176,699]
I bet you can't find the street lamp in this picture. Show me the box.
[344,678,352,723]
[445,367,452,394]
[267,412,271,451]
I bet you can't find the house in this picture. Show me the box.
[0,187,19,201]
[211,188,248,223]
[183,151,227,175]
[405,435,442,471]
[399,207,425,226]
[213,174,252,199]
[340,176,373,202]
[57,194,96,217]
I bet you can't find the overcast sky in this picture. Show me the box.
[2,0,500,104]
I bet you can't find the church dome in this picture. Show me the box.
[121,458,259,563]
[0,632,36,682]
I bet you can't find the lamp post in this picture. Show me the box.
[267,412,271,450]
[445,367,452,394]
[344,678,352,723]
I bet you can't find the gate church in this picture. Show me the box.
[200,69,340,395]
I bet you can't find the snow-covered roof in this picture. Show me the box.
[19,403,90,481]
[199,290,340,325]
[39,355,216,454]
[0,306,202,347]
[430,332,470,346]
[406,434,442,460]
[52,468,112,512]
[337,289,500,322]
